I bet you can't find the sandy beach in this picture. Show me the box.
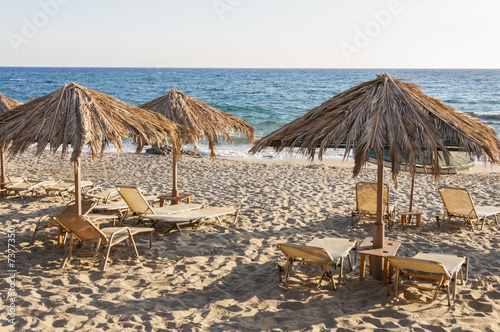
[1,150,500,331]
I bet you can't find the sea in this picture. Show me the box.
[1,67,499,160]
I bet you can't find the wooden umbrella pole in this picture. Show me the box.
[372,159,385,280]
[1,147,6,198]
[407,171,416,223]
[171,154,179,200]
[409,172,415,212]
[74,157,82,215]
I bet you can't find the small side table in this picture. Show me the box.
[158,193,193,206]
[400,208,424,227]
[357,237,401,284]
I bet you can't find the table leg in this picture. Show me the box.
[159,199,165,207]
[401,215,406,226]
[416,215,421,227]
[359,254,366,280]
[171,199,179,205]
[186,197,191,203]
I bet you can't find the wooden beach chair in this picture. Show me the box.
[146,206,239,232]
[115,186,203,225]
[30,200,120,248]
[277,237,357,291]
[351,182,396,228]
[92,194,162,223]
[44,179,94,202]
[437,186,500,231]
[82,187,121,204]
[387,252,468,306]
[4,175,56,199]
[53,214,154,271]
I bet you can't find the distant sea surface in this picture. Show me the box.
[1,67,499,159]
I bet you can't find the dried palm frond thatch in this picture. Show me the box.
[0,82,182,213]
[140,88,254,200]
[250,73,500,181]
[0,93,22,114]
[0,82,182,162]
[0,92,23,192]
[140,88,255,159]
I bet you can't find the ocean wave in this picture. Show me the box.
[467,112,500,121]
[10,78,25,81]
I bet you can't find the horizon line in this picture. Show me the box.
[1,66,500,70]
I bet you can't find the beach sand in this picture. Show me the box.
[1,150,500,331]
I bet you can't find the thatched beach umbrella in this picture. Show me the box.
[0,82,182,214]
[250,73,500,279]
[0,93,23,194]
[140,88,255,199]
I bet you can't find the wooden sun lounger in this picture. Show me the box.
[31,200,120,249]
[277,237,357,291]
[437,186,500,231]
[53,214,154,271]
[387,252,468,306]
[146,206,239,232]
[3,176,56,199]
[82,187,121,204]
[116,186,204,225]
[44,179,94,202]
[351,182,396,228]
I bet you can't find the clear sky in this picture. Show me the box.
[1,0,499,68]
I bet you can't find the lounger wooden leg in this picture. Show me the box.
[394,268,400,297]
[102,245,113,271]
[61,234,74,269]
[233,209,240,223]
[30,218,44,245]
[339,258,344,280]
[480,216,486,230]
[347,253,353,271]
[195,218,203,231]
[463,257,469,285]
[277,264,284,283]
[57,226,64,249]
[359,254,366,281]
[382,258,389,285]
[369,256,373,275]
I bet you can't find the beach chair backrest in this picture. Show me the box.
[356,182,389,213]
[278,243,332,263]
[438,186,477,219]
[60,200,96,215]
[116,186,154,215]
[7,176,25,185]
[388,256,450,278]
[53,214,105,243]
[51,179,75,190]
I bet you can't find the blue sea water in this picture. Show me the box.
[1,67,499,159]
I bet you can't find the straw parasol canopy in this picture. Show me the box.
[0,92,23,192]
[0,82,182,213]
[250,73,500,279]
[140,88,255,198]
[0,93,23,113]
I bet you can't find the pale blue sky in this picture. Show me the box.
[1,0,499,68]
